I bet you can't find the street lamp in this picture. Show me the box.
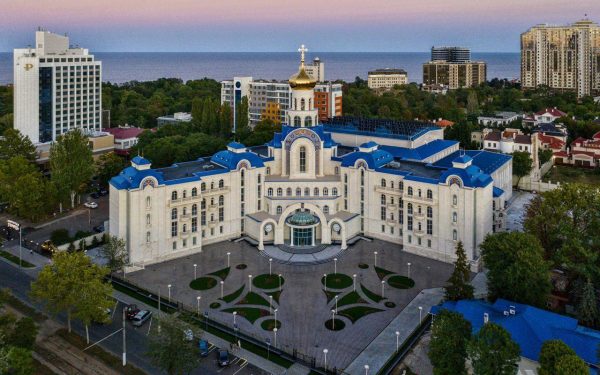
[233,311,237,325]
[193,263,197,280]
[269,295,273,314]
[333,257,338,274]
[227,252,231,267]
[407,262,411,278]
[374,251,378,267]
[269,258,273,275]
[196,296,201,317]
[335,295,339,314]
[381,280,386,298]
[364,364,369,375]
[395,331,400,352]
[273,327,278,347]
[249,275,253,292]
[323,349,328,370]
[331,309,335,330]
[353,274,357,292]
[274,308,278,326]
[278,274,282,292]
[324,273,328,291]
[167,284,172,302]
[418,306,423,323]
[220,280,224,298]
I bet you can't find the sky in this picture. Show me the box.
[1,0,599,52]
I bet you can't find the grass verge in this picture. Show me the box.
[374,266,395,281]
[221,285,245,303]
[222,307,270,324]
[360,284,385,303]
[253,274,285,290]
[189,276,218,291]
[236,292,272,308]
[0,288,47,322]
[260,319,282,331]
[337,291,368,308]
[337,306,384,323]
[387,275,415,289]
[321,273,353,289]
[324,318,345,331]
[0,250,35,268]
[208,267,231,281]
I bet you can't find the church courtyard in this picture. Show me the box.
[125,239,454,369]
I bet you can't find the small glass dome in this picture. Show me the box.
[286,211,319,226]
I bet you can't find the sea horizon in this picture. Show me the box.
[0,51,520,85]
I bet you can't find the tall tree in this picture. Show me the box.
[539,340,576,375]
[147,314,200,375]
[467,323,520,375]
[480,232,551,307]
[219,103,232,138]
[466,90,479,114]
[512,151,533,187]
[428,310,472,375]
[49,129,94,210]
[235,96,251,141]
[554,354,588,375]
[445,241,474,301]
[577,278,598,327]
[30,251,113,334]
[99,235,129,276]
[0,128,36,162]
[95,152,126,187]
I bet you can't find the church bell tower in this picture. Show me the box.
[287,45,319,128]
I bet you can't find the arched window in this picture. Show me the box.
[146,232,151,243]
[171,191,178,201]
[171,208,177,220]
[381,194,386,205]
[182,190,187,199]
[417,205,422,215]
[294,98,297,110]
[183,224,187,233]
[146,197,151,208]
[296,188,301,196]
[453,195,458,205]
[286,188,292,196]
[390,181,394,189]
[427,189,433,199]
[399,181,404,191]
[210,181,215,190]
[335,167,340,175]
[301,98,306,110]
[381,179,386,187]
[452,212,457,222]
[219,195,224,206]
[309,98,312,109]
[192,204,197,216]
[268,188,273,196]
[276,206,282,214]
[407,203,413,215]
[314,187,319,196]
[418,189,422,197]
[407,187,413,196]
[183,207,187,216]
[201,199,206,209]
[304,187,310,196]
[344,174,347,183]
[210,197,214,206]
[323,206,329,214]
[453,229,458,241]
[294,116,301,127]
[299,146,306,172]
[146,214,151,225]
[277,188,283,196]
[427,206,432,218]
[266,167,271,175]
[201,182,206,191]
[191,187,197,197]
[323,188,329,196]
[219,179,224,188]
[257,174,261,184]
[332,188,338,196]
[305,116,312,127]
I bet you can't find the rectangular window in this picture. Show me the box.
[193,237,197,246]
[407,216,413,231]
[427,219,433,235]
[183,239,187,247]
[172,241,177,250]
[171,221,178,237]
[381,225,385,233]
[201,212,206,226]
[192,217,198,233]
[380,207,386,220]
[220,226,223,234]
[427,239,431,248]
[219,207,224,222]
[399,210,404,225]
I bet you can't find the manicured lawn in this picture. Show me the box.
[208,266,231,281]
[323,290,341,303]
[253,274,285,290]
[210,302,221,309]
[384,301,397,308]
[337,291,368,308]
[337,306,384,323]
[358,263,369,269]
[360,284,384,303]
[0,250,35,268]
[543,165,600,185]
[387,275,415,289]
[221,285,245,303]
[265,290,282,304]
[260,319,282,331]
[321,273,353,289]
[222,307,270,324]
[189,276,218,291]
[374,266,395,280]
[324,318,345,331]
[236,292,272,307]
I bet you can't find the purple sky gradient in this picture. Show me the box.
[2,0,598,52]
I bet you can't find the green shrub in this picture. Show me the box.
[50,229,71,246]
[67,242,75,252]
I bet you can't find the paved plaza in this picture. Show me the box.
[505,191,535,232]
[126,239,454,370]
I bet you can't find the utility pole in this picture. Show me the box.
[122,307,127,366]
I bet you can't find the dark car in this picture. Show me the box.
[199,339,210,357]
[0,226,13,240]
[217,349,230,367]
[125,304,140,320]
[93,224,105,233]
[90,192,100,199]
[98,188,108,196]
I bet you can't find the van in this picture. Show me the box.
[132,310,152,327]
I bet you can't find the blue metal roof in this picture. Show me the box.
[322,116,439,141]
[493,186,505,198]
[268,125,337,149]
[210,150,265,170]
[340,149,394,169]
[454,154,473,164]
[433,150,512,175]
[227,141,246,150]
[131,156,151,165]
[360,141,378,148]
[431,299,600,366]
[380,140,458,161]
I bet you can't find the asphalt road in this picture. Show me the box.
[0,260,262,375]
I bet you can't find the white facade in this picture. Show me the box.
[111,49,512,268]
[14,30,102,144]
[367,69,408,89]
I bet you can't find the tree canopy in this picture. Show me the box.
[428,309,472,375]
[467,323,520,375]
[0,128,36,162]
[512,151,533,186]
[539,340,576,375]
[95,152,126,187]
[444,241,474,301]
[146,314,200,375]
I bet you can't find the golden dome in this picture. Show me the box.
[289,65,317,90]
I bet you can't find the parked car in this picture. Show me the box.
[199,339,209,356]
[98,188,108,196]
[84,201,98,209]
[90,192,100,199]
[125,304,140,320]
[93,224,105,233]
[40,240,57,255]
[184,329,194,341]
[132,310,152,327]
[217,350,230,367]
[0,226,14,240]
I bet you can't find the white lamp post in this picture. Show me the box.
[274,308,278,326]
[353,274,357,292]
[273,327,278,347]
[407,262,411,278]
[335,295,339,313]
[196,296,201,317]
[331,309,335,330]
[233,311,237,325]
[324,273,328,291]
[249,275,253,292]
[381,280,386,298]
[167,284,172,302]
[220,280,224,298]
[227,252,231,267]
[395,331,400,352]
[323,348,328,370]
[193,264,197,280]
[278,274,282,292]
[269,295,273,314]
[364,364,370,375]
[418,306,423,323]
[269,258,273,275]
[374,251,378,267]
[334,257,338,274]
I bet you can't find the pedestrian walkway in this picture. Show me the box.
[286,363,310,375]
[1,244,51,269]
[344,287,445,375]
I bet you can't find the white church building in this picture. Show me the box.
[109,46,512,269]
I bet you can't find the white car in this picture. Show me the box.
[84,201,98,209]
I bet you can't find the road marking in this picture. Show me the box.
[147,317,153,335]
[233,361,248,375]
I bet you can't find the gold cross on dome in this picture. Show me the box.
[298,44,308,63]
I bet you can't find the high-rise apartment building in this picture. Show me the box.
[304,57,325,82]
[367,69,408,89]
[221,78,342,128]
[521,19,600,98]
[14,30,102,144]
[431,46,471,63]
[423,61,486,89]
